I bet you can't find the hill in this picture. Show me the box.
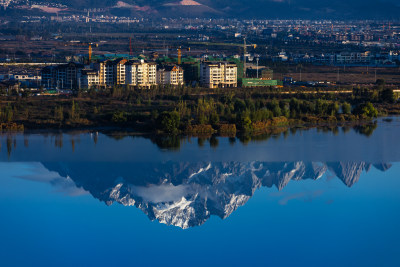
[4,0,400,19]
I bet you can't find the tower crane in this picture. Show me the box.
[88,42,98,63]
[188,39,257,77]
[67,41,98,64]
[243,37,257,78]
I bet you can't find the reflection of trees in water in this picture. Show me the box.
[209,136,219,148]
[0,131,87,158]
[0,120,381,154]
[7,135,12,158]
[106,132,131,141]
[93,133,98,145]
[229,137,236,146]
[354,122,378,137]
[342,126,352,134]
[198,137,206,147]
[54,134,63,148]
[24,134,29,148]
[1,135,17,158]
[151,135,181,150]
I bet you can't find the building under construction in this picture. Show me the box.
[200,61,238,88]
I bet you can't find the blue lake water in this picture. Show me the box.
[1,118,400,266]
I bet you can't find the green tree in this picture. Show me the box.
[380,88,395,103]
[209,112,220,125]
[328,102,340,116]
[158,111,180,133]
[6,107,13,123]
[70,100,79,120]
[342,102,351,115]
[354,102,378,118]
[112,111,127,123]
[239,110,252,131]
[54,105,64,122]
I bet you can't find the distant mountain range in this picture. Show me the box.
[4,0,400,19]
[42,161,391,229]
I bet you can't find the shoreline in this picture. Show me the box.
[0,86,398,138]
[0,116,384,138]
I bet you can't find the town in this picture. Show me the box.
[1,11,400,93]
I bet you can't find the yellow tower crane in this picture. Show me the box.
[88,43,99,63]
[178,47,182,65]
[88,44,92,62]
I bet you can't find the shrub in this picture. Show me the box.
[112,111,127,123]
[158,111,180,133]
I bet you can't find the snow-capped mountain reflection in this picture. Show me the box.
[42,162,391,229]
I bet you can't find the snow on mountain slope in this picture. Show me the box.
[41,161,389,229]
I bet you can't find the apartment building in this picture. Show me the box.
[157,65,184,86]
[41,59,182,90]
[125,60,157,88]
[200,61,237,88]
[114,58,128,85]
[97,60,116,86]
[41,62,84,89]
[79,69,99,89]
[335,52,372,64]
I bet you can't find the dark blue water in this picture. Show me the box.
[0,118,400,267]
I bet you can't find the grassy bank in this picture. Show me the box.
[0,85,397,137]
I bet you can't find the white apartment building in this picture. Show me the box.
[200,61,237,88]
[114,59,127,85]
[125,60,157,88]
[79,69,99,89]
[98,60,114,86]
[97,58,127,86]
[157,65,184,86]
[335,52,372,64]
